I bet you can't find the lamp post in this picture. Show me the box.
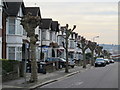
[93,36,99,42]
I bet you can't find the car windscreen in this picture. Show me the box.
[96,59,104,61]
[60,58,66,62]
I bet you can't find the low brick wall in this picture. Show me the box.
[1,60,24,82]
[45,61,59,73]
[2,71,19,82]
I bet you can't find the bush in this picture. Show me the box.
[1,59,21,82]
[0,59,20,73]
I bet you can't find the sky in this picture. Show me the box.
[24,0,118,45]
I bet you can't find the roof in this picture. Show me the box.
[25,7,41,17]
[4,0,25,16]
[51,21,59,32]
[39,18,52,29]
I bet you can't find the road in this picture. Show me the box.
[39,62,118,88]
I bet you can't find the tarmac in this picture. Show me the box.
[2,64,93,90]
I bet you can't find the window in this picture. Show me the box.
[50,32,52,41]
[8,18,15,34]
[8,47,22,60]
[0,8,2,29]
[41,30,46,40]
[16,47,22,60]
[16,19,22,35]
[70,40,74,49]
[23,29,27,35]
[8,47,15,60]
[58,36,64,46]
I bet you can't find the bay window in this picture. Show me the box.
[0,8,2,29]
[41,30,46,40]
[16,47,22,60]
[8,18,15,34]
[8,47,22,60]
[8,18,23,35]
[8,47,15,60]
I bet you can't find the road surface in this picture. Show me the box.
[39,62,118,88]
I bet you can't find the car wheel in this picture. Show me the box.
[71,66,74,68]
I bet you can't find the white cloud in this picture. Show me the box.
[23,0,119,2]
[24,2,118,44]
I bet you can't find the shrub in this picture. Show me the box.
[0,59,20,73]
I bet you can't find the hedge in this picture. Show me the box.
[0,59,20,75]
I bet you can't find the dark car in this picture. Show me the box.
[104,59,110,64]
[45,57,75,68]
[109,59,114,63]
[95,58,106,67]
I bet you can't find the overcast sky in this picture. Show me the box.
[24,0,118,45]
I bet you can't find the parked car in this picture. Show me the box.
[68,59,75,68]
[45,57,57,62]
[95,58,106,67]
[104,59,110,64]
[57,58,75,68]
[109,59,114,63]
[45,57,75,68]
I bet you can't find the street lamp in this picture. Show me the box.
[93,36,99,42]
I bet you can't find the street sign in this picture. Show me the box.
[42,46,49,52]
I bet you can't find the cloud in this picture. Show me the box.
[24,2,118,44]
[23,0,119,2]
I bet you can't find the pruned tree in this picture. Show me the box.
[77,37,88,68]
[20,12,41,82]
[62,24,76,73]
[95,45,103,57]
[102,50,111,59]
[88,41,97,66]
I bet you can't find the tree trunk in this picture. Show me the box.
[65,38,69,73]
[29,37,38,82]
[91,50,94,66]
[82,50,86,68]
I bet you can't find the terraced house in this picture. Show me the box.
[39,19,59,61]
[23,7,41,62]
[0,0,2,59]
[1,0,41,61]
[1,0,83,63]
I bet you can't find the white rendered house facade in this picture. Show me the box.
[6,5,24,60]
[0,0,2,59]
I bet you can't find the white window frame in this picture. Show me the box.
[8,17,16,35]
[42,30,46,40]
[8,46,22,60]
[8,47,15,60]
[16,18,23,35]
[0,8,2,29]
[16,47,22,60]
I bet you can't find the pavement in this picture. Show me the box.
[2,64,92,89]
